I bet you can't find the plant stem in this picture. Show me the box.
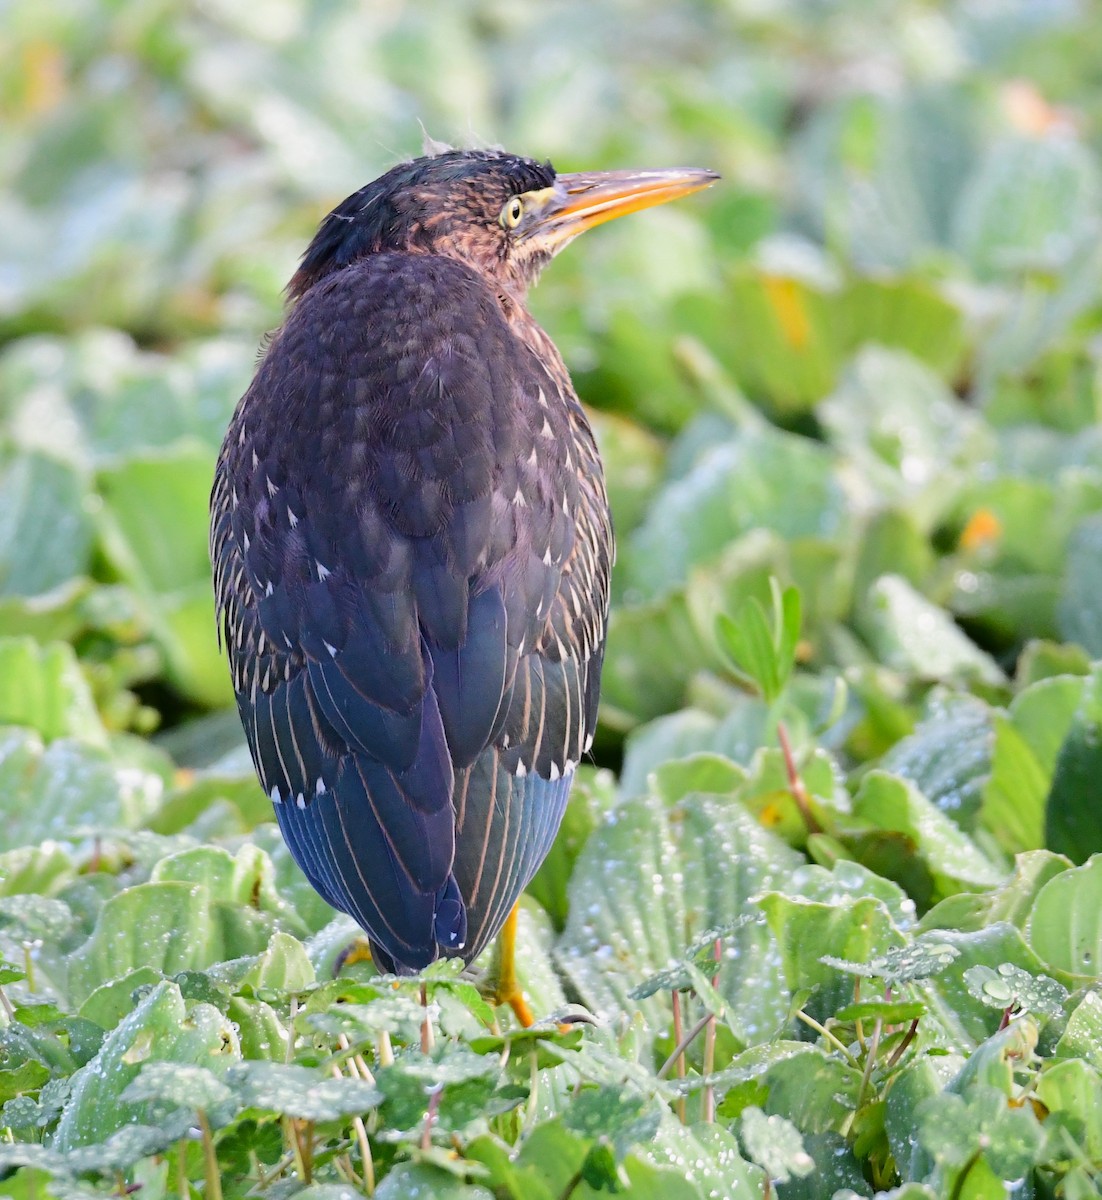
[557,1168,584,1200]
[285,1116,311,1184]
[420,1084,443,1151]
[858,1018,883,1107]
[522,1046,541,1137]
[671,990,687,1124]
[285,995,298,1063]
[197,1110,224,1200]
[777,722,821,835]
[420,983,434,1054]
[353,1113,374,1194]
[657,1012,711,1079]
[338,1033,376,1086]
[794,1009,860,1068]
[330,1055,374,1194]
[885,1019,919,1070]
[702,940,720,1123]
[21,944,35,994]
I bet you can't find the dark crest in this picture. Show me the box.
[288,149,556,299]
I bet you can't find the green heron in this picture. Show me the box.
[210,148,717,1021]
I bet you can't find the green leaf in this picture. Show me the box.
[962,963,1068,1020]
[1046,666,1102,862]
[921,924,1056,1046]
[0,958,25,986]
[1015,639,1092,688]
[53,981,237,1152]
[0,842,77,900]
[625,427,847,599]
[1056,518,1102,657]
[64,884,204,1005]
[952,1014,1039,1097]
[859,576,1005,688]
[66,845,288,1007]
[651,753,746,806]
[473,1120,584,1199]
[821,938,959,985]
[700,256,965,413]
[0,728,163,855]
[642,1120,762,1197]
[733,746,848,849]
[834,999,926,1024]
[239,930,315,993]
[227,1061,381,1121]
[706,1040,823,1099]
[919,850,1072,936]
[980,716,1048,854]
[602,527,834,727]
[878,693,993,831]
[917,1083,1044,1180]
[718,604,777,699]
[564,1086,661,1162]
[0,451,93,599]
[954,135,1101,280]
[0,1058,50,1106]
[78,968,164,1032]
[621,711,762,797]
[1035,1058,1102,1159]
[847,771,1004,904]
[756,1050,863,1134]
[885,1054,961,1183]
[95,442,231,707]
[1028,855,1102,977]
[373,1163,494,1200]
[717,577,801,703]
[586,409,666,536]
[739,1105,815,1183]
[1055,990,1102,1070]
[121,1061,233,1113]
[0,639,105,743]
[757,892,904,1002]
[820,346,990,525]
[557,787,801,1045]
[373,1049,503,1138]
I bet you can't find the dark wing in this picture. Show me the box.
[450,416,611,962]
[210,252,611,972]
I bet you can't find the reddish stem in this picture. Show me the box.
[777,722,821,835]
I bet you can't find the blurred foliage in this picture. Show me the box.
[4,0,1102,1195]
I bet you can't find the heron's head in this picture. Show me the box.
[289,148,718,300]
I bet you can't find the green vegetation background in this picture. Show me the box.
[3,1,1102,1197]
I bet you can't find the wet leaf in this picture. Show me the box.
[859,576,1005,688]
[821,939,960,985]
[227,1061,381,1121]
[53,981,237,1152]
[917,1083,1044,1179]
[1028,856,1102,978]
[738,1105,815,1183]
[121,1060,233,1112]
[963,963,1068,1020]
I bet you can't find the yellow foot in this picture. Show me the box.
[485,903,536,1027]
[493,981,535,1028]
[334,936,374,973]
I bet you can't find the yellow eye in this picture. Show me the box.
[500,196,525,229]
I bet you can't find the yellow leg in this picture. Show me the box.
[490,904,535,1027]
[334,937,374,973]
